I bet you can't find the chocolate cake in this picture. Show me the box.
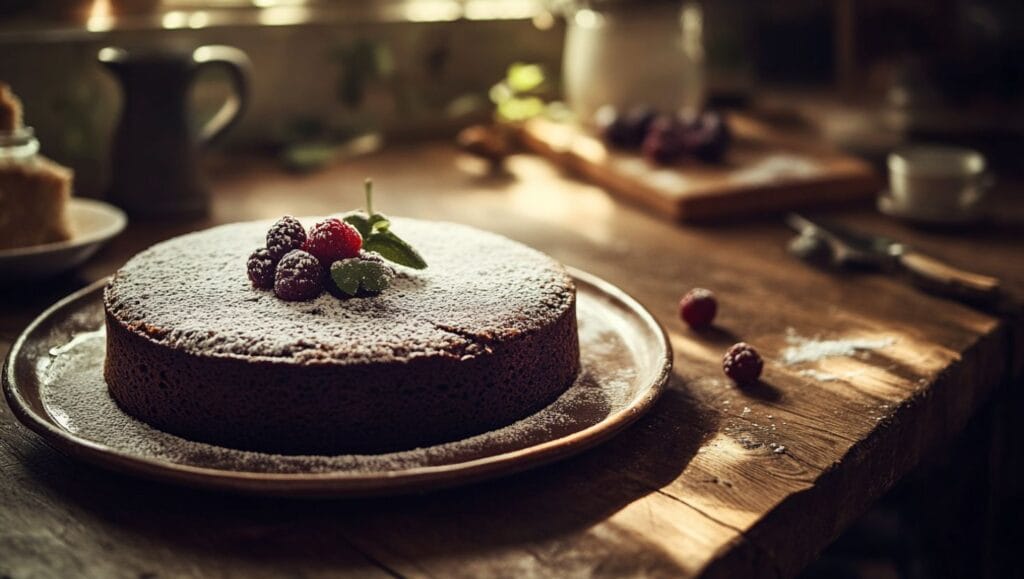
[103,218,579,454]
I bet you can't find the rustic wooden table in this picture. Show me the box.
[2,144,1022,578]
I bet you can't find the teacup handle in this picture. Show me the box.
[191,45,251,146]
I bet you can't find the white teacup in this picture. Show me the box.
[887,146,992,215]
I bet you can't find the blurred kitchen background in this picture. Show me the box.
[1,0,1022,198]
[3,2,1022,578]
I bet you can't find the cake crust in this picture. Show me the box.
[104,218,580,454]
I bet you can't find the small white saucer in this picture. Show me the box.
[877,190,986,225]
[0,198,127,281]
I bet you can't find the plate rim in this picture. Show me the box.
[3,268,672,496]
[0,198,127,259]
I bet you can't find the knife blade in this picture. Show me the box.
[785,213,901,269]
[786,213,1008,311]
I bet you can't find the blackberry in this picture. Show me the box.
[246,247,276,289]
[642,115,687,165]
[597,105,657,149]
[681,111,731,163]
[274,249,324,301]
[266,216,307,260]
[723,342,763,385]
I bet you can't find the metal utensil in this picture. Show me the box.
[786,213,1009,312]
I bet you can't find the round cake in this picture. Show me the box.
[103,218,579,455]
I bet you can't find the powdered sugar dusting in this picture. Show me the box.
[104,218,575,364]
[781,328,895,366]
[37,292,645,475]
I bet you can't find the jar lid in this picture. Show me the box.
[0,126,40,159]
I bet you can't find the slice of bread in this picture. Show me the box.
[0,156,74,250]
[0,83,74,250]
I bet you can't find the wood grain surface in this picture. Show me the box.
[2,143,1022,579]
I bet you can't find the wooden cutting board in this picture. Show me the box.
[519,115,881,221]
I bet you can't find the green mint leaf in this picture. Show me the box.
[330,258,393,296]
[342,212,372,238]
[343,211,390,239]
[360,261,391,292]
[330,259,362,296]
[370,215,390,233]
[363,230,427,269]
[344,178,426,271]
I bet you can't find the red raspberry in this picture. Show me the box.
[266,216,307,260]
[274,250,324,301]
[679,288,717,329]
[302,218,362,264]
[723,342,763,385]
[247,247,276,289]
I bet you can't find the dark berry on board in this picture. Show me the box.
[266,216,308,260]
[723,342,764,385]
[246,247,276,289]
[274,249,324,301]
[680,111,731,163]
[597,105,657,149]
[642,115,687,165]
[679,288,717,329]
[303,218,363,264]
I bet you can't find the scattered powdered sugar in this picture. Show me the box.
[36,294,643,476]
[795,368,865,382]
[796,368,839,382]
[48,328,105,357]
[730,154,820,185]
[781,328,895,366]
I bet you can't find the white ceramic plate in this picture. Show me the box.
[0,198,127,281]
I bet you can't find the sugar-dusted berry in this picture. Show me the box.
[266,215,307,260]
[246,247,276,289]
[274,249,324,301]
[303,218,362,264]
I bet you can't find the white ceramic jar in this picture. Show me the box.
[562,0,705,123]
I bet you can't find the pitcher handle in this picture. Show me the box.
[191,45,251,146]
